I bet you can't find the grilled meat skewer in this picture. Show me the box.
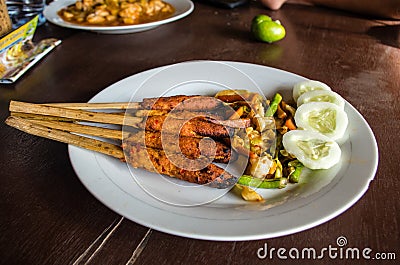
[140,115,235,138]
[140,95,224,111]
[124,131,236,163]
[123,143,237,189]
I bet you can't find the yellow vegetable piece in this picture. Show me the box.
[236,184,264,202]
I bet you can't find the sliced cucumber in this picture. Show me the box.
[297,90,345,109]
[293,80,331,102]
[282,130,341,170]
[294,102,348,141]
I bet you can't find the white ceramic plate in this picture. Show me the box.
[43,0,194,34]
[69,61,378,241]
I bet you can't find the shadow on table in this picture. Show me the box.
[366,24,400,48]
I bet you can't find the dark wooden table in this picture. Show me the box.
[1,1,399,264]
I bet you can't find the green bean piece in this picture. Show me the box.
[288,162,304,183]
[265,93,283,117]
[238,175,288,189]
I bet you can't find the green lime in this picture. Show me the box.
[251,16,286,43]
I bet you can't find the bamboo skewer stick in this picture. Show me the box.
[10,112,77,122]
[9,101,142,127]
[133,109,170,117]
[5,116,125,160]
[26,119,128,140]
[44,102,140,110]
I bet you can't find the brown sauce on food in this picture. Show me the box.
[58,0,175,27]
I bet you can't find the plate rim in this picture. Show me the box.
[68,60,379,241]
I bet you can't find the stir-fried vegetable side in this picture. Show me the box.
[214,90,303,201]
[223,80,348,201]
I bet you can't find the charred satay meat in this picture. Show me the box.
[140,95,224,111]
[130,109,226,120]
[124,131,236,163]
[141,115,234,138]
[123,143,237,188]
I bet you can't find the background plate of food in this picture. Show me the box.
[67,61,378,241]
[43,0,194,34]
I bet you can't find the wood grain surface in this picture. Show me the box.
[0,1,399,264]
